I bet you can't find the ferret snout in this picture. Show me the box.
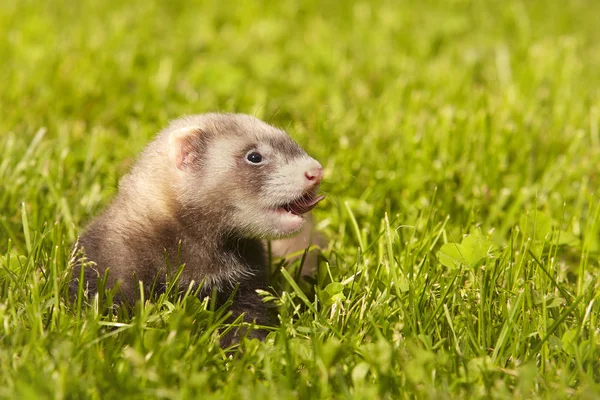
[304,165,323,184]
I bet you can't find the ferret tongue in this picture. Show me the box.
[288,194,325,215]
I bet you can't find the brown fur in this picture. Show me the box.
[71,113,324,341]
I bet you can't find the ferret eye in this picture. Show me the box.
[246,152,263,164]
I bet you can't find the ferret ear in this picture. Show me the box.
[169,127,203,170]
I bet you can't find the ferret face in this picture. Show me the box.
[167,114,324,239]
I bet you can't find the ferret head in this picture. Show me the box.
[163,113,324,239]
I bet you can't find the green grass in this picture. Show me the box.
[1,0,600,398]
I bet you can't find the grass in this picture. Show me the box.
[1,0,600,398]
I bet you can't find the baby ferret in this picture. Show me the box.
[72,113,324,339]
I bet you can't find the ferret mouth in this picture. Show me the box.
[278,192,325,216]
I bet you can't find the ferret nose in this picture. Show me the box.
[304,165,323,184]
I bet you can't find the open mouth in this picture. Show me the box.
[279,192,325,216]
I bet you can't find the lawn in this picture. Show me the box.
[1,0,600,398]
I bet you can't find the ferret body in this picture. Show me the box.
[72,113,324,339]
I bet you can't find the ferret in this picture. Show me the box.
[71,113,324,340]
